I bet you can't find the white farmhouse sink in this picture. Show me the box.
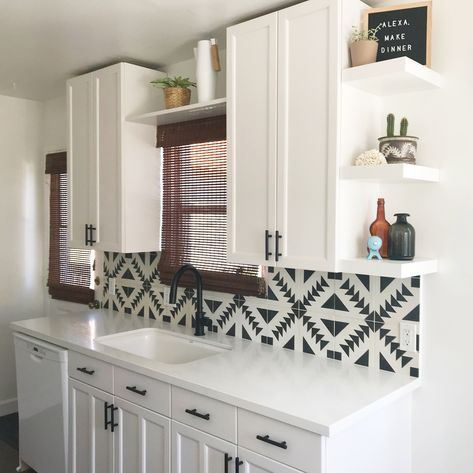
[95,328,231,364]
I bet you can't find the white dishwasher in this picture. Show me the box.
[14,332,68,473]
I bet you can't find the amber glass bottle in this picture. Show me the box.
[369,198,391,258]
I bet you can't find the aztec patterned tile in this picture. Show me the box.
[99,252,420,377]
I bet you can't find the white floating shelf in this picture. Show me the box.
[342,57,443,96]
[340,164,439,183]
[127,98,227,126]
[339,257,438,278]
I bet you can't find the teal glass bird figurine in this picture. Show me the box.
[367,236,382,260]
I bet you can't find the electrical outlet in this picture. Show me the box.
[163,287,171,307]
[400,323,417,352]
[109,277,116,296]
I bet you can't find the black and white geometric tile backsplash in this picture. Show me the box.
[101,252,421,378]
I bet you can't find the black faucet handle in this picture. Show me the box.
[203,317,213,331]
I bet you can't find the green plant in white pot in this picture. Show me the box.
[150,76,196,109]
[350,24,382,67]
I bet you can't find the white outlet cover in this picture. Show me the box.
[163,287,171,306]
[109,277,116,295]
[400,322,417,352]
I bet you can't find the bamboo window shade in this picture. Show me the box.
[157,116,265,296]
[46,152,94,304]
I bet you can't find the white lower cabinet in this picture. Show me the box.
[67,357,410,473]
[114,397,170,473]
[69,378,170,473]
[69,379,114,473]
[172,420,237,473]
[238,447,303,473]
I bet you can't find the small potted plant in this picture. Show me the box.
[378,114,418,164]
[350,24,382,67]
[150,75,196,109]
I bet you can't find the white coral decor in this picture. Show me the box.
[354,149,387,166]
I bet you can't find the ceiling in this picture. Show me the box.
[0,0,381,101]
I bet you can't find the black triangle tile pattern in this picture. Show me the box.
[100,252,420,378]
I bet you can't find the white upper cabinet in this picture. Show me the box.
[227,13,278,266]
[68,74,95,249]
[67,62,163,252]
[276,0,339,270]
[227,0,340,271]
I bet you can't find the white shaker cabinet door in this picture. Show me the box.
[227,12,278,266]
[276,0,340,271]
[67,74,96,250]
[69,379,114,473]
[172,420,237,473]
[94,66,122,251]
[238,447,304,473]
[114,397,171,473]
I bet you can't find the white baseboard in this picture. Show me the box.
[0,397,18,417]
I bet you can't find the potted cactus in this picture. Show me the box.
[150,76,196,109]
[350,24,382,67]
[378,114,418,164]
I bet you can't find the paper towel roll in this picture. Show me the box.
[195,40,217,103]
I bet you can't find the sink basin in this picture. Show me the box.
[95,328,231,364]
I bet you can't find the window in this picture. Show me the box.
[46,152,94,304]
[157,116,265,296]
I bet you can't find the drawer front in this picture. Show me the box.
[172,386,237,443]
[238,409,322,473]
[68,351,113,393]
[114,366,171,416]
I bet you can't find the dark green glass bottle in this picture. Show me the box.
[388,213,415,260]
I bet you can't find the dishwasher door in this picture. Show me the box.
[14,332,68,473]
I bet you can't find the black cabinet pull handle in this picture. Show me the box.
[126,385,147,396]
[275,231,282,262]
[85,224,96,246]
[256,434,287,449]
[111,404,118,432]
[104,403,118,432]
[224,453,233,473]
[235,457,243,473]
[185,408,210,421]
[89,225,96,245]
[265,230,273,261]
[77,367,95,376]
[104,401,110,430]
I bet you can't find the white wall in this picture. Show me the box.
[0,95,44,415]
[376,1,473,471]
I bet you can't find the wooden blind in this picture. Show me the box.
[46,152,94,304]
[157,116,265,296]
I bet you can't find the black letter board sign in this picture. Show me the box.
[364,1,432,66]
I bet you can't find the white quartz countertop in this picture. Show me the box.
[11,309,420,437]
